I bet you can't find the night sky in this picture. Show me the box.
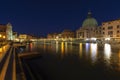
[0,0,120,37]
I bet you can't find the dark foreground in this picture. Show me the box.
[21,42,120,80]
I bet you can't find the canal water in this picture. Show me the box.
[24,42,120,80]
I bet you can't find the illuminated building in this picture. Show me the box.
[13,32,18,40]
[102,19,120,40]
[18,34,37,42]
[76,11,98,39]
[19,34,27,42]
[0,23,13,41]
[47,33,59,39]
[76,11,120,41]
[61,29,75,38]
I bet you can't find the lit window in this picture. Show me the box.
[108,26,113,29]
[3,36,5,38]
[0,34,1,37]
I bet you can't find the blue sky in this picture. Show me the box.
[0,0,120,37]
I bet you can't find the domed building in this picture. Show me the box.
[76,11,99,38]
[82,12,98,28]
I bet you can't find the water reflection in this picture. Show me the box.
[61,42,65,57]
[69,42,73,52]
[65,42,68,53]
[30,42,120,72]
[56,41,59,53]
[79,43,82,57]
[90,43,97,63]
[104,43,111,63]
[29,43,33,51]
[43,43,46,51]
[0,47,3,53]
[86,43,89,52]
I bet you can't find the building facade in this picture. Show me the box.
[102,19,120,38]
[76,11,120,42]
[76,11,99,39]
[0,23,13,41]
[61,29,75,38]
[47,33,59,39]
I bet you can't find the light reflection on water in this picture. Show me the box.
[79,43,82,57]
[55,41,58,53]
[61,42,65,57]
[90,43,97,63]
[85,43,89,53]
[27,42,120,71]
[104,43,111,64]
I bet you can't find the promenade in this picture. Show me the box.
[0,42,40,80]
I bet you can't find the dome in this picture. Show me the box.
[82,11,98,28]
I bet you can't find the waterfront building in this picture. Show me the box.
[0,23,13,41]
[18,34,38,42]
[18,34,27,42]
[47,29,74,39]
[47,33,59,39]
[61,29,75,38]
[13,32,18,41]
[102,19,120,40]
[76,11,99,39]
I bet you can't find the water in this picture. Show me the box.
[24,42,120,80]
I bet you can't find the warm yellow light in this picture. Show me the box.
[61,42,64,54]
[0,47,2,52]
[79,43,83,57]
[91,37,97,41]
[0,34,1,37]
[15,38,19,41]
[104,43,111,60]
[3,36,5,39]
[105,38,110,40]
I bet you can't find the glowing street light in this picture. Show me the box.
[3,36,5,39]
[0,34,2,37]
[91,37,97,41]
[105,38,110,41]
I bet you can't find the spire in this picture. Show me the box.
[87,10,92,18]
[7,22,12,26]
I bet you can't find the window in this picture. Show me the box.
[96,31,98,34]
[110,35,113,37]
[108,31,113,35]
[103,28,105,30]
[103,32,104,34]
[117,25,120,28]
[117,30,119,33]
[108,26,113,29]
[117,35,119,37]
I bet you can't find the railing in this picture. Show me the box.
[0,45,17,80]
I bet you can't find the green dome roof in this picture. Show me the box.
[82,12,98,27]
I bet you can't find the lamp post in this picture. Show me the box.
[0,34,2,46]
